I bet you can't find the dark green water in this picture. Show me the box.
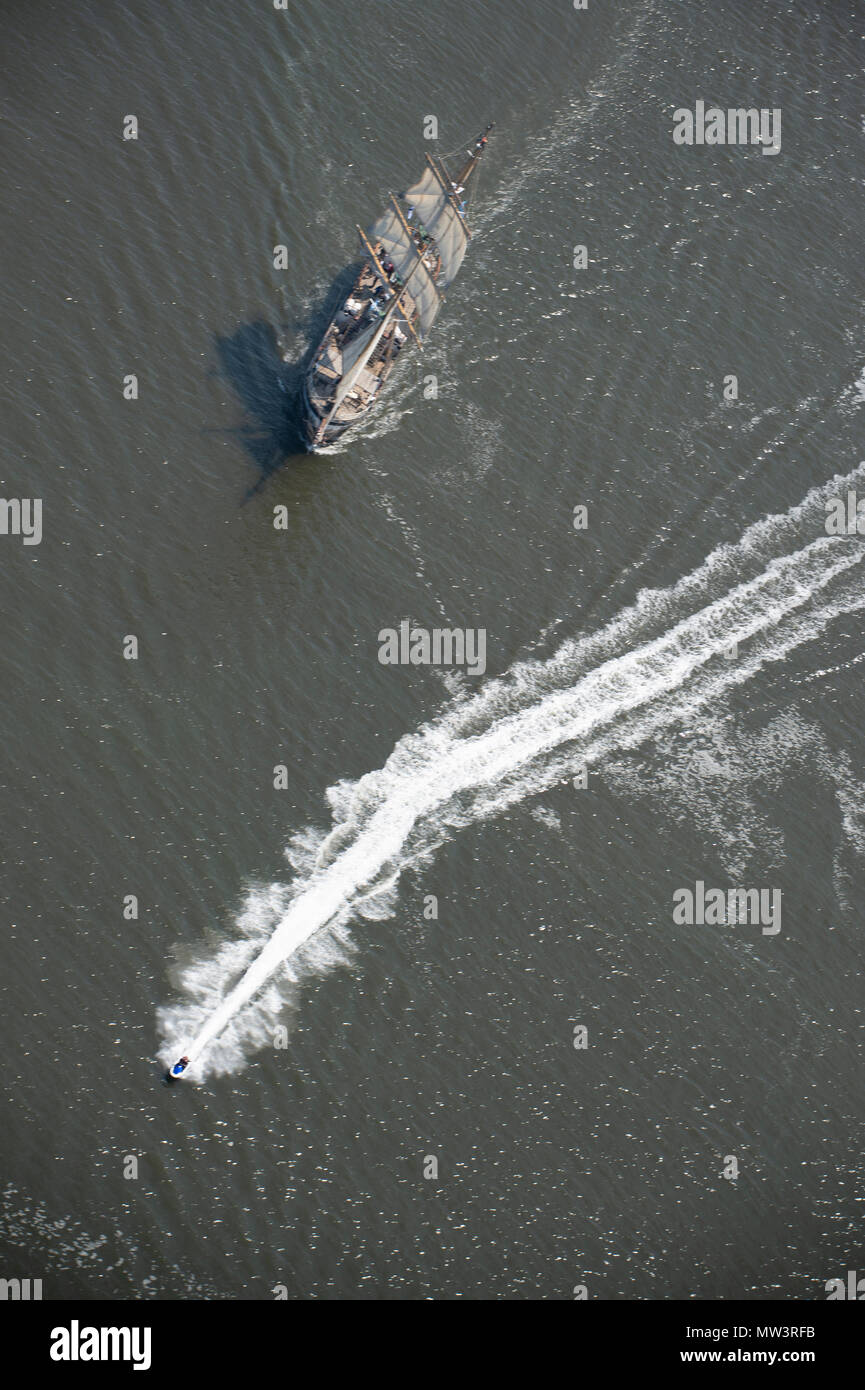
[2,0,865,1299]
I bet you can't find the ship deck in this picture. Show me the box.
[306,256,420,431]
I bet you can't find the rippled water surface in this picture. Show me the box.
[2,0,865,1298]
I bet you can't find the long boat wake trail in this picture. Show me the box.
[158,465,865,1080]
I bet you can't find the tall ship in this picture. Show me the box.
[302,125,493,450]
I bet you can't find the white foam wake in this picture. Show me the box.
[158,464,865,1078]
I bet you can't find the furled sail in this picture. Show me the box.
[403,164,469,289]
[368,206,441,338]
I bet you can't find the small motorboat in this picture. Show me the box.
[166,1055,190,1083]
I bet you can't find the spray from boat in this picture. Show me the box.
[161,463,865,1081]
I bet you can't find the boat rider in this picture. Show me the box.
[172,1055,190,1075]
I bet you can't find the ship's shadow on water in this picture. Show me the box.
[210,320,306,494]
[210,267,362,497]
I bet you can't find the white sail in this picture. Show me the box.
[341,319,378,376]
[332,309,393,411]
[403,164,469,289]
[368,207,441,338]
